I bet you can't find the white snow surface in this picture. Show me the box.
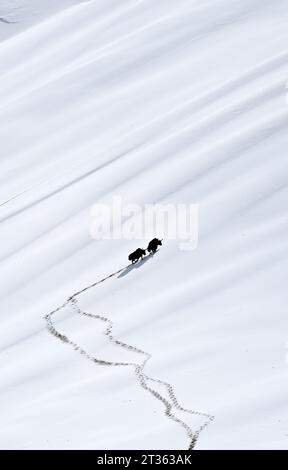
[0,0,288,450]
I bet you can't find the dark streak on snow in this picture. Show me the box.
[0,17,18,24]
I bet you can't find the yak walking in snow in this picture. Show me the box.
[128,248,146,264]
[147,238,162,254]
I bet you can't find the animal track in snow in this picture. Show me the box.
[45,265,214,449]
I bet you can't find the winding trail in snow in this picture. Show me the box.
[44,261,214,450]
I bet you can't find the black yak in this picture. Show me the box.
[128,248,146,264]
[147,238,162,254]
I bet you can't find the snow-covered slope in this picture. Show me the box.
[0,0,89,42]
[0,0,288,449]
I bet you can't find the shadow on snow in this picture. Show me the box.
[117,251,157,278]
